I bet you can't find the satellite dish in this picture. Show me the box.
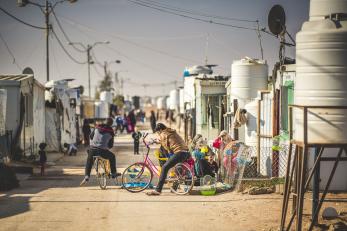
[22,67,34,75]
[268,5,286,36]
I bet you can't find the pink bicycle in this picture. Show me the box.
[121,133,195,195]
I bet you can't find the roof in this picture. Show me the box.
[0,74,45,89]
[0,74,33,81]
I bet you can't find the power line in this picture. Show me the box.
[127,0,258,31]
[51,9,85,53]
[0,6,45,30]
[50,36,62,78]
[58,14,201,64]
[137,0,258,23]
[0,31,22,71]
[51,29,87,65]
[91,63,104,78]
[57,15,188,79]
[115,34,205,41]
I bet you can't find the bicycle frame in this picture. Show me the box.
[141,133,195,178]
[141,133,161,177]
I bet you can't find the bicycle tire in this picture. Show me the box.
[96,159,107,190]
[169,163,194,195]
[122,162,153,193]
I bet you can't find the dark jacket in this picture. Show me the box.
[39,150,47,163]
[132,132,142,143]
[90,124,114,149]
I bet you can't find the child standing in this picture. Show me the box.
[38,143,47,176]
[132,127,142,155]
[207,153,219,176]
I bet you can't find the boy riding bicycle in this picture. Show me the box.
[80,117,121,186]
[146,123,190,196]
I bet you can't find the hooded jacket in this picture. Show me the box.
[159,128,188,154]
[90,124,114,150]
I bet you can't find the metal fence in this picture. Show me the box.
[240,143,293,179]
[221,92,291,181]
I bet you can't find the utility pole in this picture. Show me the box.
[45,0,50,82]
[69,41,110,98]
[18,0,78,82]
[87,45,91,98]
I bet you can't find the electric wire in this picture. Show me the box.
[51,9,85,52]
[57,15,186,79]
[22,36,43,65]
[0,31,22,71]
[50,36,63,78]
[51,28,87,65]
[0,6,45,30]
[91,63,104,78]
[135,0,258,23]
[58,14,201,63]
[126,0,258,31]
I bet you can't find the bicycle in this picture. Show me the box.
[121,133,195,195]
[93,156,119,190]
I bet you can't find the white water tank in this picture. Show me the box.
[294,15,347,143]
[100,91,113,104]
[169,89,179,110]
[244,100,258,147]
[309,0,347,21]
[231,58,268,108]
[156,97,166,110]
[166,96,170,110]
[95,101,109,119]
[179,88,184,114]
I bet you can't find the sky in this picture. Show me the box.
[0,0,309,97]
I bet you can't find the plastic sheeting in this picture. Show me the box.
[33,85,45,145]
[0,89,6,136]
[45,108,60,152]
[58,88,76,145]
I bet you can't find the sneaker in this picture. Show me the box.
[80,177,89,186]
[146,190,161,196]
[111,173,122,179]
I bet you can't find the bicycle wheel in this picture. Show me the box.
[169,163,194,195]
[122,162,153,193]
[96,159,107,190]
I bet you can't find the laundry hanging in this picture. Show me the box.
[233,107,247,128]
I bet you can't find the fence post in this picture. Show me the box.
[233,99,239,140]
[257,99,261,174]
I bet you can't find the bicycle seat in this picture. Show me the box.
[93,156,108,162]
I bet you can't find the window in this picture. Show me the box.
[204,95,220,125]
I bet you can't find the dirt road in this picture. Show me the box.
[0,133,345,231]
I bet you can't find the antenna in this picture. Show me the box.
[204,33,209,65]
[268,4,295,67]
[268,5,286,36]
[256,20,264,60]
[22,67,34,75]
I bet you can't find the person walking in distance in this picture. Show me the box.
[132,127,142,155]
[146,123,190,196]
[82,119,91,146]
[38,143,47,176]
[80,117,121,186]
[149,110,157,133]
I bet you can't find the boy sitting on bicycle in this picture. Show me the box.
[80,117,121,186]
[146,123,190,196]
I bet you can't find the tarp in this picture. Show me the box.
[33,84,45,146]
[59,89,76,144]
[45,107,60,152]
[0,89,6,136]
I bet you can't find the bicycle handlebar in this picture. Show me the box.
[142,132,158,148]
